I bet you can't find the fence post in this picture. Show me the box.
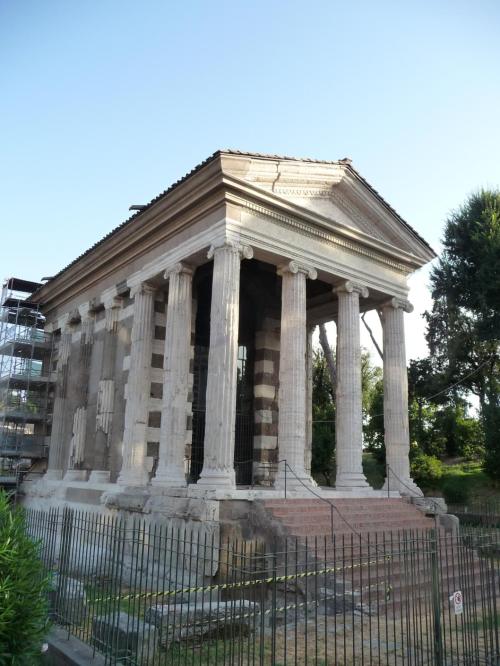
[57,507,74,631]
[430,528,443,666]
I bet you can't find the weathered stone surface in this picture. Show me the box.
[153,263,193,487]
[276,261,317,490]
[145,600,258,646]
[117,283,156,486]
[335,281,369,489]
[49,574,87,625]
[198,241,253,489]
[92,611,157,658]
[382,298,422,496]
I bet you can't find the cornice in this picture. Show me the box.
[222,176,431,270]
[236,198,411,275]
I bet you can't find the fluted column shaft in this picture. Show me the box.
[276,261,317,489]
[197,241,253,489]
[382,298,422,496]
[45,319,72,480]
[335,281,369,489]
[65,304,95,479]
[91,297,122,482]
[117,283,155,486]
[305,324,315,476]
[153,263,193,487]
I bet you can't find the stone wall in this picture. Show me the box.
[252,317,280,486]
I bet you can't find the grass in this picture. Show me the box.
[362,452,500,504]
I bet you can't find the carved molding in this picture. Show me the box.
[239,200,411,274]
[334,280,369,299]
[207,240,253,261]
[277,260,317,280]
[381,296,414,313]
[163,261,194,281]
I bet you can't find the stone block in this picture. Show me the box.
[92,611,157,658]
[253,435,277,450]
[145,600,258,647]
[254,384,276,400]
[254,409,273,424]
[49,574,87,625]
[254,359,274,374]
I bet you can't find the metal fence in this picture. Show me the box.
[449,501,500,529]
[25,506,500,665]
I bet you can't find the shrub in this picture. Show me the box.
[410,453,443,487]
[442,477,471,505]
[0,491,50,664]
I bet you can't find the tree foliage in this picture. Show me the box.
[426,190,500,479]
[312,344,382,484]
[0,491,50,664]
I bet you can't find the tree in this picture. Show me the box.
[0,491,50,663]
[426,190,500,479]
[312,341,383,484]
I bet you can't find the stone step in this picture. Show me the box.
[273,512,432,525]
[263,499,409,510]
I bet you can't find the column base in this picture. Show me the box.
[335,472,370,489]
[151,467,187,488]
[383,475,423,497]
[116,469,150,487]
[88,470,111,484]
[274,468,316,492]
[196,467,235,490]
[63,469,88,482]
[44,469,64,481]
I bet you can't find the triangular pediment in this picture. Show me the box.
[219,152,435,264]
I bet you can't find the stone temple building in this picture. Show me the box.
[16,150,435,522]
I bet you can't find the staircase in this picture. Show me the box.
[258,498,491,614]
[262,498,435,538]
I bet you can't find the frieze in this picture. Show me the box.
[240,200,411,274]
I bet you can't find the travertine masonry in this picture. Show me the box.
[335,281,369,489]
[117,283,155,486]
[276,261,317,489]
[382,298,422,496]
[198,241,253,489]
[153,263,193,487]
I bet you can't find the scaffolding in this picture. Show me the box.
[0,277,53,490]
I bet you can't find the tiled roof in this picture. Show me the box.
[32,150,435,297]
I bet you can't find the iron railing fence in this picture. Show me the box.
[25,506,500,665]
[449,500,500,529]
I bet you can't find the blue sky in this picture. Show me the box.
[1,0,499,357]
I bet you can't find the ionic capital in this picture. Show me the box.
[163,262,194,281]
[207,240,253,261]
[77,301,96,322]
[130,281,156,299]
[56,313,71,333]
[381,297,414,313]
[277,260,317,280]
[103,296,123,333]
[334,280,369,299]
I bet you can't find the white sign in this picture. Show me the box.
[451,590,463,615]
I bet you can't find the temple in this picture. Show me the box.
[14,150,435,516]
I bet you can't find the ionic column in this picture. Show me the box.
[275,261,317,489]
[381,298,422,496]
[197,241,253,489]
[64,304,95,481]
[90,295,122,484]
[45,316,72,481]
[334,281,370,489]
[152,263,193,487]
[305,324,315,476]
[117,282,155,487]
